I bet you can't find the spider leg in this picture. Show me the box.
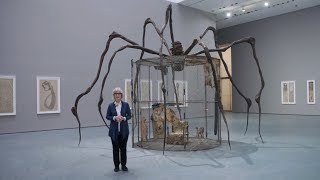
[160,4,184,122]
[199,27,223,136]
[195,37,265,143]
[171,68,182,120]
[218,38,264,142]
[139,18,171,59]
[185,37,223,135]
[247,37,265,143]
[163,4,184,121]
[184,26,217,55]
[135,17,171,118]
[139,4,174,59]
[71,32,146,145]
[137,4,183,135]
[133,64,141,130]
[198,42,231,149]
[132,50,168,154]
[217,51,252,135]
[199,26,253,135]
[184,39,198,55]
[168,4,175,44]
[136,4,173,99]
[97,44,165,133]
[141,5,174,152]
[131,5,176,134]
[158,40,168,155]
[133,9,174,129]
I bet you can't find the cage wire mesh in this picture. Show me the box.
[129,56,221,151]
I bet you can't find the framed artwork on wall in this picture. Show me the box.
[173,80,188,107]
[37,76,60,114]
[0,75,16,116]
[307,80,315,104]
[281,81,295,104]
[140,80,152,109]
[158,80,164,103]
[124,79,132,104]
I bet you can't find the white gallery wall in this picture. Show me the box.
[0,0,216,133]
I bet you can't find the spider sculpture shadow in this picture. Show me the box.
[71,4,265,149]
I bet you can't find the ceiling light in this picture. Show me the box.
[242,9,246,12]
[226,12,231,17]
[264,2,269,7]
[166,0,185,3]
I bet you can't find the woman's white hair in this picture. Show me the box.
[112,87,123,94]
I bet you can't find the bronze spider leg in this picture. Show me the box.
[150,4,183,122]
[169,62,182,120]
[71,32,137,145]
[134,4,173,106]
[138,4,176,153]
[247,38,265,142]
[217,38,264,142]
[199,27,253,135]
[195,37,265,143]
[131,31,168,154]
[184,39,225,137]
[134,4,181,153]
[184,31,224,136]
[199,27,220,136]
[159,45,167,154]
[198,42,231,149]
[98,44,165,131]
[133,14,172,129]
[165,4,183,121]
[71,32,159,145]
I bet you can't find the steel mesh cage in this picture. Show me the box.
[129,55,222,151]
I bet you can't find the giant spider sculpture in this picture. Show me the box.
[71,4,265,150]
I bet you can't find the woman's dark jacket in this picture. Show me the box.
[106,101,131,142]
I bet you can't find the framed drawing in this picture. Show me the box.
[140,80,152,109]
[174,80,188,107]
[281,81,295,104]
[158,80,164,102]
[0,75,16,116]
[37,76,60,114]
[124,79,132,104]
[307,80,315,104]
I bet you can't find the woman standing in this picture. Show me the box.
[106,87,131,172]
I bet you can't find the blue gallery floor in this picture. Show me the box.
[1,113,320,180]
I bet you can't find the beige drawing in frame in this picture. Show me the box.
[140,80,152,109]
[125,79,132,105]
[307,80,315,104]
[158,80,164,103]
[281,81,295,104]
[37,76,60,114]
[0,75,16,116]
[174,80,188,107]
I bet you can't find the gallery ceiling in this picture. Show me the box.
[167,0,320,29]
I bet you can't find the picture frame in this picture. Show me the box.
[281,81,295,104]
[158,80,164,103]
[173,80,188,107]
[140,80,152,109]
[37,76,60,114]
[0,75,16,116]
[307,80,315,104]
[124,79,132,104]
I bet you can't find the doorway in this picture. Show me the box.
[219,46,232,112]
